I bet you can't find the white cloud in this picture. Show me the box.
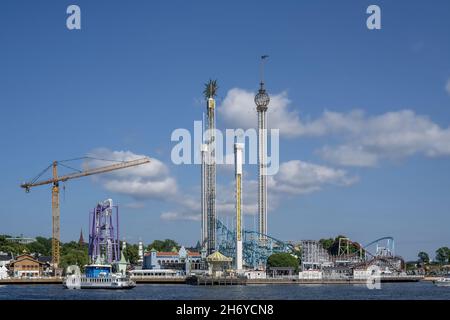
[446,79,450,95]
[219,88,450,167]
[302,110,450,167]
[162,159,355,221]
[160,211,200,221]
[85,148,177,200]
[319,145,379,167]
[269,160,357,194]
[219,88,304,137]
[124,202,146,209]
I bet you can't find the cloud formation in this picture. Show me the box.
[87,148,356,221]
[85,148,177,200]
[161,161,355,221]
[446,79,450,95]
[160,211,200,221]
[269,160,357,194]
[219,88,304,137]
[219,89,450,167]
[312,110,450,167]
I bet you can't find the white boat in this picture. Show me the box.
[64,264,135,290]
[434,277,450,287]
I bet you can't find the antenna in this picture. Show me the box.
[260,55,269,88]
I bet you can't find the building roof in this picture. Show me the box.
[37,256,52,263]
[0,254,12,261]
[206,251,232,262]
[144,250,201,258]
[156,252,179,257]
[10,254,45,266]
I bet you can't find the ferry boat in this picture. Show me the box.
[434,277,450,287]
[64,264,136,289]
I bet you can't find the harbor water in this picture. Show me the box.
[0,282,449,300]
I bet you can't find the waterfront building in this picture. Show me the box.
[244,270,267,279]
[5,236,36,245]
[9,254,46,278]
[0,252,13,268]
[143,246,202,271]
[298,270,323,280]
[268,267,295,278]
[37,255,53,276]
[0,265,8,279]
[112,251,128,275]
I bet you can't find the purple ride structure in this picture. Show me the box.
[88,199,120,264]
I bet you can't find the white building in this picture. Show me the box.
[298,270,323,280]
[0,252,13,268]
[0,265,9,279]
[244,270,267,279]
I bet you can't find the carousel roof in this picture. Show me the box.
[206,251,232,262]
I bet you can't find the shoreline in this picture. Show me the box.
[0,275,424,286]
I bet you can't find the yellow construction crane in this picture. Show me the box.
[20,157,151,268]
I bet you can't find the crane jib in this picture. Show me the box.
[21,157,150,190]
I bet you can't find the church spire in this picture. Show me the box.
[78,229,85,246]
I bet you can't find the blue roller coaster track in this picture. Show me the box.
[216,219,296,268]
[216,218,397,269]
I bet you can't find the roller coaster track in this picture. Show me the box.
[216,219,401,271]
[216,219,295,268]
[335,236,402,272]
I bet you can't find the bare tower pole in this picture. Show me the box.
[254,56,270,242]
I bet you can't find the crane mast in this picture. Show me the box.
[21,157,151,269]
[51,162,60,266]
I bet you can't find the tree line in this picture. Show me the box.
[0,235,184,271]
[417,247,450,265]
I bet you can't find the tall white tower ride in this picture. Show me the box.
[200,143,208,248]
[254,56,270,242]
[234,143,244,270]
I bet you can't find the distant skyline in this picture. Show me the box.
[1,0,450,260]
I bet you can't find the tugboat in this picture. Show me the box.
[64,263,136,289]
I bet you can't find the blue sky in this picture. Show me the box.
[1,0,449,260]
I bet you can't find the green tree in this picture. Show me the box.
[60,249,89,272]
[435,247,450,264]
[34,237,52,255]
[124,244,139,265]
[319,238,334,251]
[417,251,430,264]
[148,239,180,252]
[319,235,363,256]
[57,240,89,272]
[267,253,299,272]
[26,241,47,256]
[0,235,27,255]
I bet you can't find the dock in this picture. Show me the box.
[0,275,423,286]
[186,276,247,286]
[0,277,63,284]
